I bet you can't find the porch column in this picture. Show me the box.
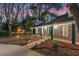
[42,27,43,35]
[35,27,38,35]
[62,26,64,36]
[72,23,76,45]
[51,26,54,40]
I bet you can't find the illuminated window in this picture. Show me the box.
[62,24,68,36]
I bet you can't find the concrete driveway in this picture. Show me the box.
[0,44,42,56]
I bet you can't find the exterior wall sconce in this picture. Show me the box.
[54,25,58,29]
[44,26,47,30]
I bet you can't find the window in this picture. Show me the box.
[35,27,38,34]
[62,25,68,36]
[48,27,51,35]
[48,26,54,35]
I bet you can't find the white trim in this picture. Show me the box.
[42,27,43,34]
[35,27,38,34]
[62,26,64,36]
[53,27,54,35]
[66,24,69,36]
[62,24,69,37]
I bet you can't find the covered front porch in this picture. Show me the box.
[31,21,77,45]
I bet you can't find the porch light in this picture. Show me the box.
[44,26,47,30]
[16,27,24,34]
[17,27,21,32]
[54,25,58,29]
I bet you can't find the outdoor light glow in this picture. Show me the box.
[16,35,20,38]
[17,28,21,32]
[54,25,58,29]
[44,26,47,30]
[16,27,24,34]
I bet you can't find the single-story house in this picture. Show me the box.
[31,16,79,45]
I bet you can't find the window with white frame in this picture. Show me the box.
[62,24,68,36]
[35,27,38,34]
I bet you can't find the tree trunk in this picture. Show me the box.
[69,4,79,32]
[7,17,12,36]
[8,24,12,36]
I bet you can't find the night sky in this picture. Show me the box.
[0,3,78,25]
[0,3,69,17]
[48,3,69,16]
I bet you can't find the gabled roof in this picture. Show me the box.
[32,16,74,27]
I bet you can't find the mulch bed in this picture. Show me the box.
[32,39,79,50]
[57,41,79,50]
[31,39,79,56]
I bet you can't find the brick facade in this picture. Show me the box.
[54,24,79,42]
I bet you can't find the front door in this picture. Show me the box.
[33,28,36,34]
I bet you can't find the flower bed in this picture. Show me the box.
[35,39,52,49]
[31,39,79,50]
[31,39,58,51]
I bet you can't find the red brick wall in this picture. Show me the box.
[75,25,79,42]
[54,24,72,41]
[54,24,79,42]
[54,26,62,39]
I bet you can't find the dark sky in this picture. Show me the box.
[0,3,77,24]
[48,3,69,16]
